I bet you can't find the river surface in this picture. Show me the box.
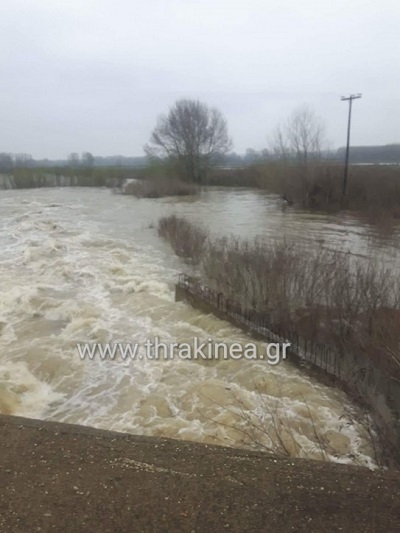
[1,187,399,467]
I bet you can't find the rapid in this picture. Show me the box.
[2,187,398,467]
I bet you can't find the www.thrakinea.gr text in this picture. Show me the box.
[76,337,290,365]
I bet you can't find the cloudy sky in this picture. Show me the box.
[1,0,399,158]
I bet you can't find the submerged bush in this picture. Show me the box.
[157,215,208,264]
[124,176,197,198]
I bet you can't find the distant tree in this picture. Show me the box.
[145,99,232,183]
[271,104,326,165]
[244,148,259,163]
[270,105,327,206]
[81,152,94,167]
[14,153,34,168]
[67,152,80,168]
[0,153,14,173]
[223,151,243,167]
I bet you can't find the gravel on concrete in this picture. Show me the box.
[0,414,399,532]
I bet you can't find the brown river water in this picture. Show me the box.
[1,187,399,467]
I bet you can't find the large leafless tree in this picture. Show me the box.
[145,99,232,183]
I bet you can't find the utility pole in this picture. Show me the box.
[341,93,362,197]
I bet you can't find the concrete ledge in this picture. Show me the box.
[1,415,400,532]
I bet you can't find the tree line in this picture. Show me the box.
[1,98,399,180]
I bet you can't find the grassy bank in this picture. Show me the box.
[8,166,145,188]
[3,165,173,189]
[4,162,199,198]
[207,163,400,219]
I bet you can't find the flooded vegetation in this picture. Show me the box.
[159,214,400,377]
[123,176,197,198]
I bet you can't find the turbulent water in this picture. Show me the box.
[1,187,398,468]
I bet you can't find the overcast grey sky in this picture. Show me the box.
[1,0,399,158]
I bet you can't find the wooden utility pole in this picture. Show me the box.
[341,94,362,197]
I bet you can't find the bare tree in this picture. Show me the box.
[271,104,326,165]
[270,105,327,205]
[145,99,232,183]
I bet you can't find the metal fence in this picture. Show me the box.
[178,273,343,379]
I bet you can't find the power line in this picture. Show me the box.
[341,93,362,197]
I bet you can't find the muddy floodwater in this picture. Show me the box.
[1,187,399,467]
